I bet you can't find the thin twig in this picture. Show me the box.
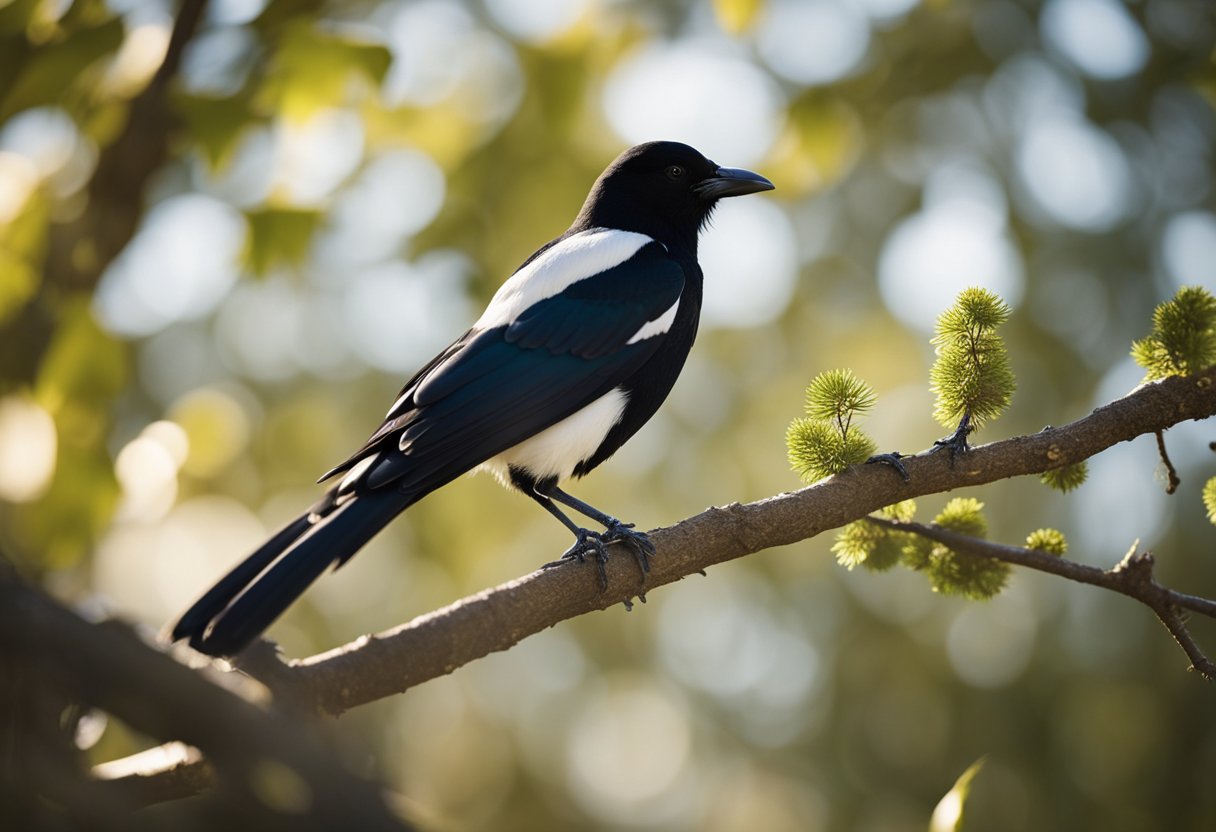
[867,517,1216,680]
[1155,429,1181,494]
[1153,609,1216,680]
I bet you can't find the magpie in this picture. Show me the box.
[170,141,774,657]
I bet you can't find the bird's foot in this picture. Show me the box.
[544,528,612,590]
[542,521,656,590]
[602,519,656,581]
[932,413,974,464]
[865,451,910,482]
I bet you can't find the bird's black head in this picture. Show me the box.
[573,141,774,253]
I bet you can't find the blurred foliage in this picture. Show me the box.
[1131,285,1216,380]
[0,0,1215,830]
[835,493,1034,599]
[832,499,917,572]
[1040,460,1088,493]
[905,497,1011,601]
[929,759,987,832]
[261,22,392,120]
[244,206,323,274]
[174,89,259,168]
[929,757,987,832]
[17,304,124,568]
[0,14,124,120]
[0,186,48,326]
[1026,527,1069,556]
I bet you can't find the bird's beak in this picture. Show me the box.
[693,167,775,199]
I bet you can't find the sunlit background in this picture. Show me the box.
[2,0,1216,828]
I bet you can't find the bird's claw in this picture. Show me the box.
[866,451,910,482]
[542,521,656,591]
[602,519,656,580]
[543,528,611,589]
[932,413,974,464]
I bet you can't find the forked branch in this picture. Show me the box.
[866,515,1216,680]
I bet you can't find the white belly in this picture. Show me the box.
[479,387,628,486]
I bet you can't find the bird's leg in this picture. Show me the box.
[932,411,974,464]
[526,489,613,589]
[522,471,654,587]
[547,487,655,580]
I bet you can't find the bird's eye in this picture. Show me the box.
[665,165,685,180]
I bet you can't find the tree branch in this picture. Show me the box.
[865,516,1216,680]
[0,564,412,830]
[290,369,1216,712]
[1155,429,1181,494]
[96,368,1216,800]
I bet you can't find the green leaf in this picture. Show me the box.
[0,191,50,340]
[901,534,934,571]
[174,91,259,170]
[19,303,125,568]
[930,757,987,832]
[936,289,1011,336]
[924,498,1010,600]
[0,187,50,260]
[804,368,877,424]
[35,303,127,412]
[787,418,836,481]
[832,501,917,571]
[260,22,393,120]
[929,287,1016,429]
[769,93,864,194]
[833,521,875,569]
[0,17,124,119]
[1204,477,1216,526]
[840,425,877,468]
[0,0,41,37]
[1026,528,1068,556]
[863,530,909,572]
[1040,460,1088,493]
[936,497,987,536]
[1131,286,1216,380]
[881,499,918,523]
[786,418,876,482]
[787,369,879,482]
[15,435,119,569]
[243,207,322,275]
[0,250,38,326]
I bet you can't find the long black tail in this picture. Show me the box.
[169,488,413,657]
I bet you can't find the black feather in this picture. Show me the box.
[180,488,411,656]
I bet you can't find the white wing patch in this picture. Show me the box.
[478,387,629,485]
[626,299,680,344]
[474,229,655,331]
